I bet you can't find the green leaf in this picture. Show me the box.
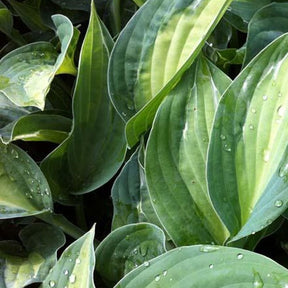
[132,0,146,7]
[96,223,166,287]
[41,225,95,288]
[0,223,65,288]
[146,56,230,246]
[9,0,47,32]
[0,14,75,110]
[207,32,288,242]
[0,111,72,144]
[41,2,126,204]
[0,142,53,219]
[112,148,162,230]
[49,0,90,11]
[108,0,233,147]
[115,245,288,287]
[244,2,288,66]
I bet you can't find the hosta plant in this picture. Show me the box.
[1,0,288,287]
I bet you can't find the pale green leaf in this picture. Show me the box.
[41,225,95,288]
[115,245,288,287]
[108,0,233,147]
[0,14,75,110]
[146,55,230,246]
[207,33,288,241]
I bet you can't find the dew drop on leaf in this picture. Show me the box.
[144,261,150,267]
[220,134,226,140]
[262,95,268,101]
[69,274,76,283]
[277,106,285,117]
[199,245,219,253]
[279,163,288,178]
[274,200,283,208]
[75,258,81,264]
[209,264,214,269]
[249,124,254,130]
[237,253,243,260]
[155,275,160,282]
[251,108,257,114]
[163,270,167,276]
[49,280,56,287]
[253,272,264,288]
[64,269,69,275]
[263,149,270,163]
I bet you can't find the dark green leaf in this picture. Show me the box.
[96,223,166,287]
[41,2,126,204]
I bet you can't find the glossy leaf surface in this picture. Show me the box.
[96,223,166,287]
[146,56,231,246]
[41,2,126,203]
[0,142,53,219]
[115,245,288,287]
[244,2,288,66]
[0,112,72,144]
[207,33,288,241]
[0,223,65,288]
[108,0,233,147]
[0,14,75,110]
[41,225,95,288]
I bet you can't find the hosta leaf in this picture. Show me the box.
[41,225,95,288]
[0,92,30,129]
[112,148,162,230]
[0,111,72,144]
[244,2,288,66]
[41,2,126,204]
[49,0,90,11]
[96,223,166,287]
[0,223,65,288]
[207,33,288,241]
[9,0,47,32]
[0,14,75,110]
[0,142,52,219]
[111,150,147,230]
[115,245,288,287]
[146,56,230,246]
[108,0,233,147]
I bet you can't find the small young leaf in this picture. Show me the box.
[41,225,95,288]
[96,223,166,287]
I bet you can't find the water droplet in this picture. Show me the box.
[163,270,167,276]
[75,258,81,264]
[199,245,219,253]
[64,269,69,275]
[191,180,196,184]
[155,275,160,282]
[278,92,282,98]
[263,95,268,101]
[251,108,257,114]
[44,188,49,195]
[69,274,76,283]
[220,134,226,140]
[49,280,56,287]
[251,231,256,235]
[224,144,231,152]
[277,105,285,117]
[121,112,127,117]
[253,272,264,288]
[144,261,150,267]
[24,170,30,175]
[263,149,270,163]
[209,264,214,269]
[274,200,283,208]
[237,253,243,260]
[127,103,134,111]
[133,248,138,255]
[11,149,19,159]
[249,124,254,130]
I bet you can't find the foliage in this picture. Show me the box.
[1,0,288,287]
